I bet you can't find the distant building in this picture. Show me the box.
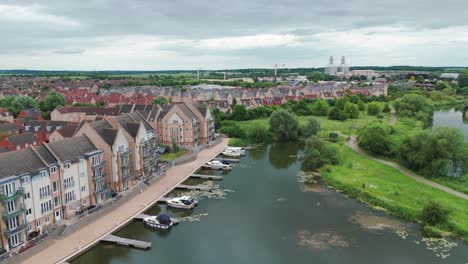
[324,56,337,75]
[440,73,459,79]
[325,56,349,76]
[338,56,349,75]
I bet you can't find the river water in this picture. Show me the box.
[72,142,468,264]
[433,107,468,142]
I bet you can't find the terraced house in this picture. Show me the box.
[76,119,135,192]
[0,136,106,252]
[157,103,215,148]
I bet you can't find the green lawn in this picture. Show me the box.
[322,144,468,240]
[236,111,391,136]
[159,150,189,162]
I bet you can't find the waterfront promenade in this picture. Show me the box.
[21,138,228,264]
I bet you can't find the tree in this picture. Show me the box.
[40,91,65,113]
[230,105,249,121]
[328,107,347,121]
[349,95,360,104]
[302,136,340,171]
[393,94,434,127]
[335,97,350,110]
[311,99,329,116]
[382,103,391,113]
[358,122,393,156]
[398,127,468,177]
[367,102,382,115]
[7,96,37,116]
[357,100,366,111]
[344,102,360,119]
[458,69,468,88]
[300,117,321,137]
[152,96,169,107]
[421,201,449,226]
[248,126,269,143]
[232,98,238,106]
[269,110,299,141]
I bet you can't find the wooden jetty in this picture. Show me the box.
[190,174,223,180]
[213,157,240,163]
[176,184,212,191]
[101,234,151,250]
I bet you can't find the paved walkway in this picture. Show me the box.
[21,138,228,264]
[347,136,468,200]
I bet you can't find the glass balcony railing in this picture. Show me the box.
[2,207,26,219]
[4,224,26,236]
[0,188,25,202]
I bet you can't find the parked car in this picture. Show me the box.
[157,146,170,154]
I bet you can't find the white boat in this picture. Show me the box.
[203,160,232,170]
[167,196,198,209]
[143,214,174,230]
[221,149,241,158]
[225,146,246,155]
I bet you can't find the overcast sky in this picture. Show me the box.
[0,0,467,70]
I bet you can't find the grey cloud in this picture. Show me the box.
[0,0,467,69]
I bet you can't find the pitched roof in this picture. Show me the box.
[90,119,117,146]
[5,132,38,146]
[0,123,19,133]
[0,148,47,178]
[46,135,98,162]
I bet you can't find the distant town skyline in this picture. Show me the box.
[1,0,468,70]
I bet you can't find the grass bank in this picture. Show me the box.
[159,150,189,162]
[321,144,468,240]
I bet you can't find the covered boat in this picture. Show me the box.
[225,146,246,155]
[221,149,241,158]
[143,214,175,230]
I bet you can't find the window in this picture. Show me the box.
[7,216,19,230]
[25,143,29,148]
[6,200,16,213]
[82,199,87,205]
[36,221,41,227]
[21,177,29,184]
[16,145,20,150]
[81,186,86,192]
[64,163,71,169]
[26,208,32,216]
[64,178,74,189]
[92,156,101,166]
[52,181,59,192]
[23,192,31,199]
[65,191,75,204]
[39,186,51,199]
[40,171,47,178]
[45,217,50,224]
[50,166,57,173]
[27,224,32,232]
[80,172,85,178]
[40,200,52,214]
[1,182,15,196]
[54,196,61,207]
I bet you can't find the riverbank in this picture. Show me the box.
[19,138,228,264]
[321,143,468,241]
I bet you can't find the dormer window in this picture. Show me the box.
[64,163,71,169]
[40,170,48,178]
[46,126,52,132]
[34,126,40,132]
[50,166,57,173]
[25,125,31,131]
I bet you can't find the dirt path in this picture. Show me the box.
[20,138,228,264]
[347,136,468,200]
[389,105,397,126]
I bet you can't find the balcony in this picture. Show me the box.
[2,207,26,220]
[4,224,26,236]
[94,172,107,181]
[0,188,25,203]
[92,160,107,168]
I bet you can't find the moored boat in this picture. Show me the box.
[221,149,241,158]
[225,146,246,155]
[143,214,175,230]
[167,196,198,209]
[203,160,232,170]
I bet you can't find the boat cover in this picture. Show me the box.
[157,214,172,225]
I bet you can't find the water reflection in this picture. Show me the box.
[249,145,268,160]
[432,107,468,141]
[268,142,299,169]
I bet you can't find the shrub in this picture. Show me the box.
[300,117,321,138]
[248,126,269,143]
[367,102,382,115]
[328,107,348,121]
[421,201,449,226]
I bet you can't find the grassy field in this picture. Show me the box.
[235,111,391,136]
[159,150,189,162]
[321,144,468,240]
